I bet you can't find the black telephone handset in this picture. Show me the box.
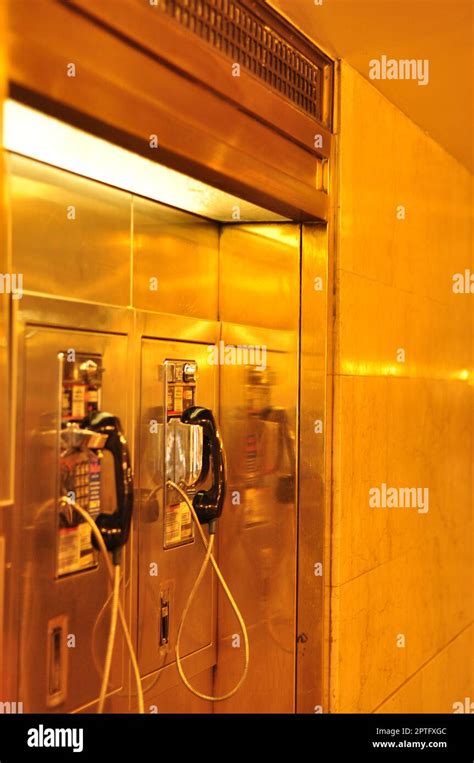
[180,406,227,525]
[82,411,134,552]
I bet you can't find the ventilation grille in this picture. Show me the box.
[161,0,325,120]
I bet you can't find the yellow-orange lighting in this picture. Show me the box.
[3,100,287,224]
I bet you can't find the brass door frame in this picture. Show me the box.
[4,241,333,713]
[4,154,332,714]
[295,223,331,713]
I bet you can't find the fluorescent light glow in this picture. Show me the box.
[3,100,288,223]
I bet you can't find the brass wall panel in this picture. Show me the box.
[0,0,11,701]
[0,149,9,505]
[15,322,131,712]
[138,308,220,347]
[8,153,131,304]
[215,223,301,711]
[133,197,219,320]
[214,323,298,712]
[296,224,329,713]
[136,338,217,688]
[15,293,132,335]
[219,224,300,330]
[138,667,214,715]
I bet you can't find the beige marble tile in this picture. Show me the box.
[332,374,472,584]
[335,271,472,381]
[338,64,473,307]
[330,61,473,717]
[335,270,408,378]
[332,375,389,585]
[376,625,474,714]
[330,525,474,712]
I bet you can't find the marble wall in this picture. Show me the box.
[329,62,473,712]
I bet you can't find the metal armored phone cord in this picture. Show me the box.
[167,480,250,702]
[96,552,120,714]
[59,497,145,714]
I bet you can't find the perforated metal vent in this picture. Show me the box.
[161,0,326,120]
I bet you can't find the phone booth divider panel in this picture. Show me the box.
[13,296,134,713]
[136,333,220,686]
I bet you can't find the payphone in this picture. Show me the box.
[57,351,142,712]
[149,358,249,701]
[160,360,226,541]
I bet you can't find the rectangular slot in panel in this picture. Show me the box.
[46,615,68,707]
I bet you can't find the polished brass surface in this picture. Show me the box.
[215,323,298,712]
[5,153,328,715]
[136,338,217,681]
[215,222,300,712]
[4,102,289,224]
[8,153,132,305]
[14,317,131,712]
[219,224,300,330]
[65,0,333,148]
[0,536,4,699]
[14,293,133,334]
[135,667,214,715]
[138,308,220,347]
[0,0,11,510]
[8,0,329,220]
[158,0,329,122]
[133,197,219,320]
[296,224,329,713]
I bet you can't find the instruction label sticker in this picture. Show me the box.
[57,527,80,576]
[79,522,96,569]
[57,523,97,576]
[164,501,194,548]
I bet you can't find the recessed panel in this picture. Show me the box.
[18,325,130,712]
[9,154,131,305]
[133,197,219,320]
[214,323,298,712]
[219,224,300,330]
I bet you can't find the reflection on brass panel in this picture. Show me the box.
[133,196,219,320]
[138,308,220,347]
[296,224,328,713]
[214,321,298,712]
[219,225,300,330]
[16,293,132,335]
[138,667,214,715]
[0,3,9,505]
[9,153,131,304]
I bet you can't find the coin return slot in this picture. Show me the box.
[46,615,68,707]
